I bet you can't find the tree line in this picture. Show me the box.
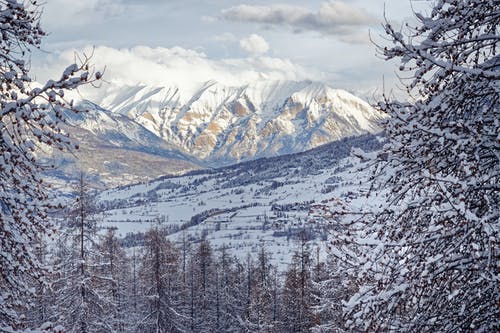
[22,177,348,333]
[1,0,497,332]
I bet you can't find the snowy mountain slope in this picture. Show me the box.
[89,80,384,165]
[95,134,383,266]
[44,102,202,189]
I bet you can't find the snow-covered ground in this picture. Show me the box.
[95,134,383,268]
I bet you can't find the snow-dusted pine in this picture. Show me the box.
[331,0,499,331]
[0,1,101,331]
[51,175,113,333]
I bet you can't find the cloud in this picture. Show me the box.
[239,34,270,55]
[34,45,317,102]
[221,1,377,43]
[41,0,131,29]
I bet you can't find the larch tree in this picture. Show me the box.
[23,237,53,330]
[331,0,499,331]
[279,259,300,333]
[189,239,217,332]
[311,251,352,333]
[95,228,130,332]
[280,237,315,333]
[52,174,112,333]
[247,245,275,332]
[137,224,183,333]
[214,245,245,332]
[0,0,101,330]
[241,253,255,332]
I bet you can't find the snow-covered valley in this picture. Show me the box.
[94,134,383,267]
[48,79,383,188]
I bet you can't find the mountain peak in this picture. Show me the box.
[78,79,383,166]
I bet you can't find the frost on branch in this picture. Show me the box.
[330,1,499,331]
[0,1,102,330]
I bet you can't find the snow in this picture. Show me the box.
[94,134,384,268]
[61,79,383,166]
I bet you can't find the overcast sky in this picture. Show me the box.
[32,0,424,99]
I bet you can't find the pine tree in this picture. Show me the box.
[334,0,499,331]
[95,228,130,332]
[247,245,275,332]
[0,1,100,329]
[137,224,183,333]
[51,174,112,333]
[280,237,315,333]
[215,245,245,332]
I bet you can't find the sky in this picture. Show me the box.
[32,0,425,100]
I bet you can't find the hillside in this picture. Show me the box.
[88,79,383,165]
[95,134,383,266]
[44,102,202,189]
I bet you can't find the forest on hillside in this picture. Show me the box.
[0,0,498,332]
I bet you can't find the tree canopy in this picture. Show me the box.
[0,1,101,330]
[332,0,499,331]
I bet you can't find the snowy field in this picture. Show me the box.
[95,134,383,268]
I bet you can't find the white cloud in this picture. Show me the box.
[34,45,317,102]
[221,1,376,43]
[223,4,309,25]
[41,0,130,29]
[239,34,270,55]
[317,2,376,26]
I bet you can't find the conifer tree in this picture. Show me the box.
[240,253,255,332]
[126,247,141,331]
[0,1,101,329]
[96,228,130,332]
[137,224,183,333]
[23,238,54,330]
[212,245,244,332]
[280,237,316,333]
[248,245,275,332]
[188,239,217,332]
[280,260,300,333]
[333,0,499,331]
[311,253,351,333]
[51,174,112,333]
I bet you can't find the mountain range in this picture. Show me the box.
[94,134,384,266]
[94,80,383,163]
[47,78,386,266]
[51,79,383,188]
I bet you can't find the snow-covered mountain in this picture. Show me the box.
[94,134,383,266]
[45,102,202,189]
[88,80,383,165]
